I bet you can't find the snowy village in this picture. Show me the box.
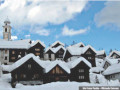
[0,18,120,89]
[0,0,120,90]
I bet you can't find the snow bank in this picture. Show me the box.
[90,73,107,84]
[90,67,104,73]
[96,58,104,67]
[0,74,120,90]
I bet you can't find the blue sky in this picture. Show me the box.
[0,0,120,54]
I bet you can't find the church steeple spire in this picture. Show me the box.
[3,17,11,41]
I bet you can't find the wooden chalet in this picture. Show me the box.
[27,40,45,60]
[0,39,31,65]
[103,63,120,81]
[43,61,70,83]
[3,54,45,88]
[64,45,96,67]
[2,54,94,88]
[68,57,91,82]
[45,46,65,61]
[102,57,119,69]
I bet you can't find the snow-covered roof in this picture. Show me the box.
[90,67,104,73]
[66,45,96,56]
[96,58,104,67]
[96,50,105,56]
[103,63,120,75]
[72,42,85,47]
[104,57,119,65]
[109,50,120,57]
[50,41,64,47]
[2,53,47,72]
[67,57,92,69]
[0,39,31,49]
[30,40,45,48]
[45,46,65,53]
[45,60,70,74]
[2,54,70,74]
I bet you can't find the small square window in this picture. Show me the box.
[28,64,31,69]
[12,51,15,54]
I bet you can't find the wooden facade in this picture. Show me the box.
[9,49,26,63]
[55,48,65,60]
[64,48,96,67]
[11,58,44,88]
[8,53,93,88]
[81,48,96,67]
[44,65,69,83]
[70,61,90,82]
[27,43,45,59]
[45,47,65,61]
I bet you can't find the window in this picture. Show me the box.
[79,69,84,73]
[59,55,63,57]
[18,55,21,58]
[51,66,63,74]
[28,64,31,69]
[5,28,7,32]
[5,50,7,54]
[35,48,40,51]
[11,57,15,60]
[36,53,40,56]
[20,52,22,54]
[12,51,14,54]
[21,74,26,78]
[33,74,39,79]
[5,56,7,60]
[88,57,92,59]
[79,76,84,79]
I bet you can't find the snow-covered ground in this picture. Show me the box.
[0,74,120,90]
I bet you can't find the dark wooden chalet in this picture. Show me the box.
[27,40,45,60]
[68,57,91,82]
[64,45,96,67]
[81,48,96,67]
[45,46,65,61]
[7,54,44,88]
[44,62,70,83]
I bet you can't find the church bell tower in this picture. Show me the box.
[3,18,11,41]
